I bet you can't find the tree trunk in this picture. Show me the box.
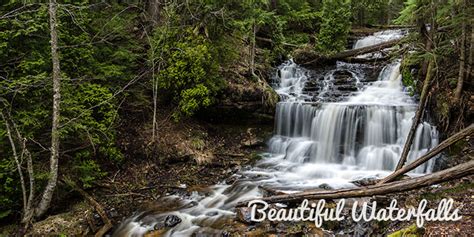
[270,0,277,10]
[297,38,402,67]
[395,60,434,170]
[237,160,474,206]
[36,0,61,218]
[250,21,256,77]
[454,0,466,102]
[380,124,474,184]
[147,0,160,25]
[0,112,27,216]
[466,23,474,85]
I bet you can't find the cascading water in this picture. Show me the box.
[114,30,438,236]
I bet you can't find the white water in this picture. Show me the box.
[114,30,438,236]
[353,29,405,58]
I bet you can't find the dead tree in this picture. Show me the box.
[395,60,435,170]
[237,160,474,206]
[380,124,474,184]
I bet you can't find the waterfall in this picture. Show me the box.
[114,30,439,237]
[270,59,438,173]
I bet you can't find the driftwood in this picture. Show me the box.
[340,56,389,64]
[380,124,474,184]
[237,160,474,206]
[296,38,402,67]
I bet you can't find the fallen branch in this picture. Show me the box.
[379,124,474,184]
[65,179,112,237]
[296,38,402,67]
[395,60,435,170]
[236,160,474,206]
[340,56,389,64]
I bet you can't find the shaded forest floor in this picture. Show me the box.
[20,101,275,236]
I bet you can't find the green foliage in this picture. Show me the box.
[0,156,19,219]
[401,53,424,95]
[316,0,352,54]
[0,2,141,218]
[394,0,419,24]
[73,152,107,188]
[351,0,404,26]
[151,27,222,119]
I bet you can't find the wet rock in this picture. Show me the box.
[225,175,239,185]
[241,128,265,147]
[108,208,119,218]
[145,229,167,237]
[164,215,181,227]
[318,183,332,190]
[336,85,358,91]
[351,177,378,186]
[206,211,219,217]
[236,207,254,224]
[275,222,306,234]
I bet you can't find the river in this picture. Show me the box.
[113,30,439,237]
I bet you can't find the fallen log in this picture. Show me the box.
[236,160,474,206]
[65,178,113,237]
[380,124,474,184]
[296,38,402,67]
[340,56,389,64]
[370,24,415,29]
[395,60,435,170]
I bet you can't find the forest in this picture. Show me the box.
[0,0,472,236]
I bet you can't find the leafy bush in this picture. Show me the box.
[73,152,106,188]
[151,28,222,119]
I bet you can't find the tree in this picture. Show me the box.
[35,0,61,219]
[316,0,351,54]
[454,0,468,102]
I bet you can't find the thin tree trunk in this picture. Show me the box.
[237,160,474,206]
[250,21,256,77]
[147,0,160,25]
[454,0,466,102]
[1,112,27,215]
[270,0,277,10]
[466,23,474,84]
[395,60,434,170]
[36,0,61,218]
[380,124,474,184]
[13,122,35,223]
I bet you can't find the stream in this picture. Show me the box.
[113,30,439,237]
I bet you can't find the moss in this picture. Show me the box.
[421,182,474,201]
[388,224,423,237]
[447,140,467,156]
[435,94,450,123]
[400,54,421,96]
[249,152,263,161]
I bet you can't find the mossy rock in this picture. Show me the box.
[388,224,423,237]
